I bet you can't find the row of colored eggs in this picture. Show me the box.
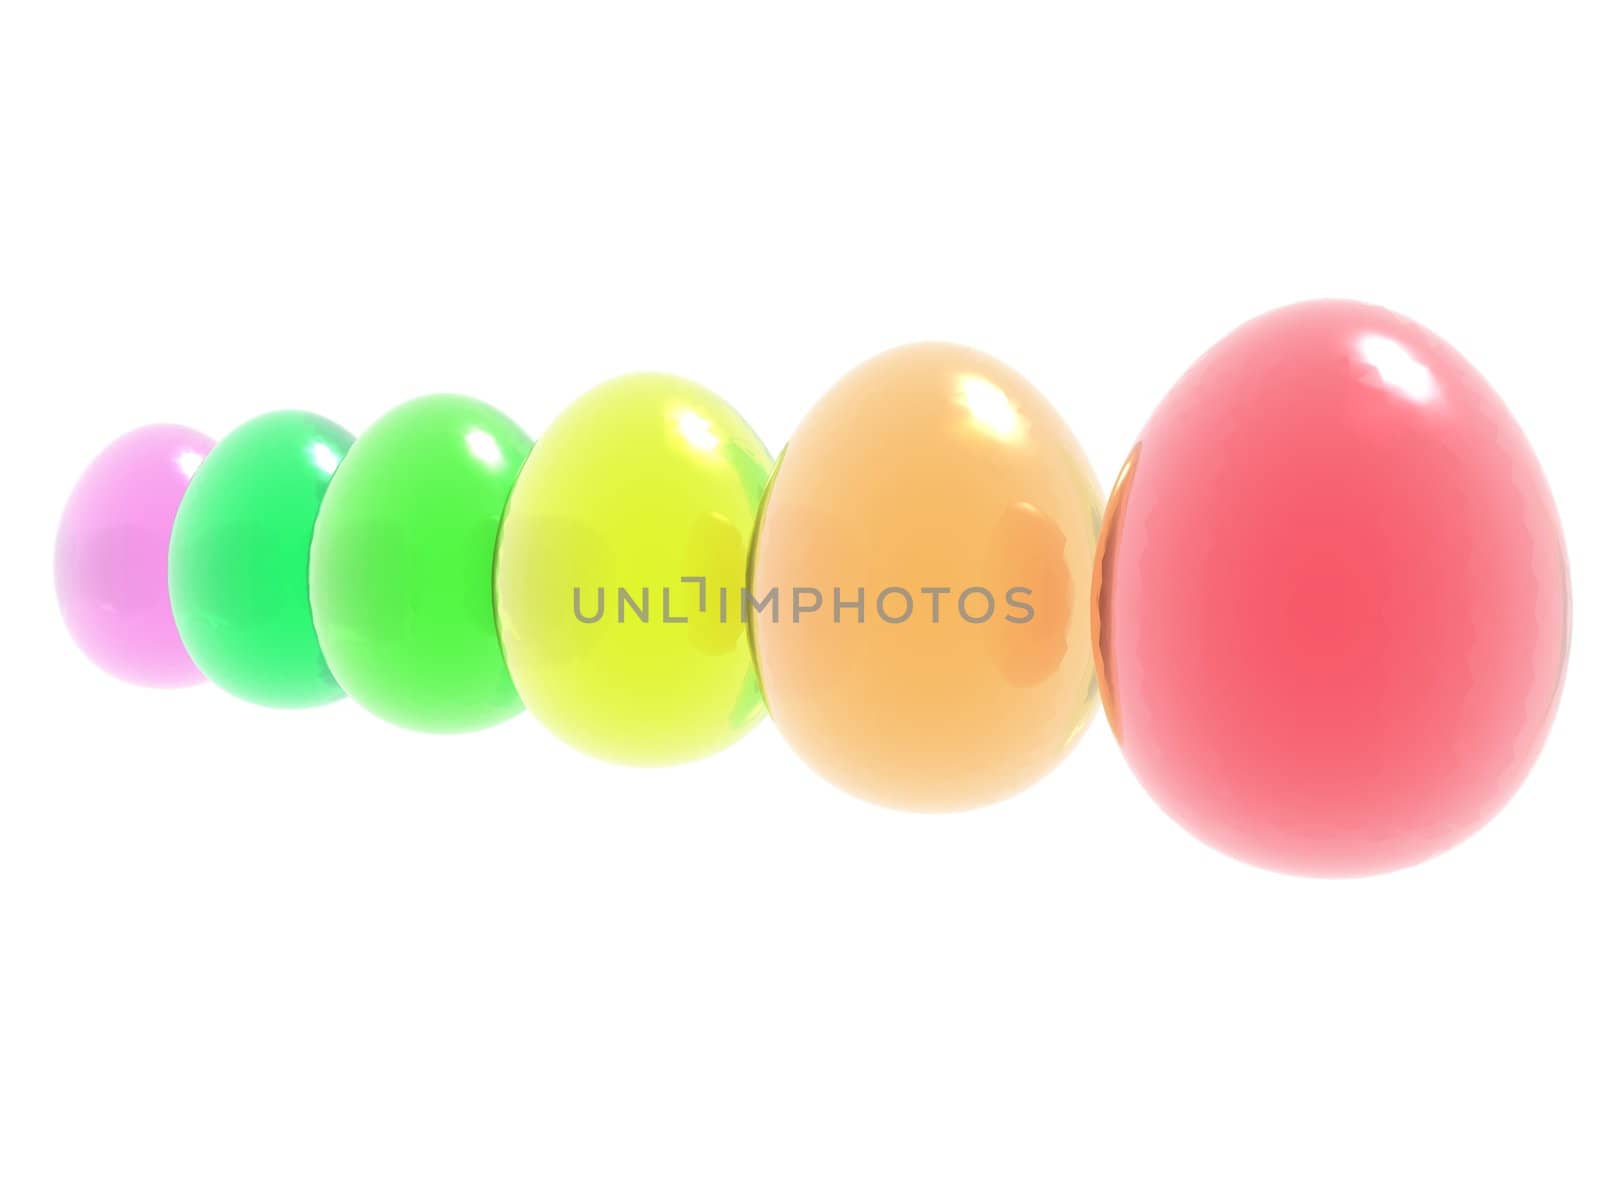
[56,300,1569,877]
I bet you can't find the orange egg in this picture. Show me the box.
[749,343,1104,812]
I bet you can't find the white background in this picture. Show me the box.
[2,2,1596,1196]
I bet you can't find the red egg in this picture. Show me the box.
[1094,300,1569,876]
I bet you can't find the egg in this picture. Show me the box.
[56,424,215,688]
[170,410,353,708]
[495,373,773,765]
[309,395,533,733]
[1094,300,1569,876]
[750,343,1103,812]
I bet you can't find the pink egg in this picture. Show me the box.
[1094,300,1569,876]
[56,424,215,688]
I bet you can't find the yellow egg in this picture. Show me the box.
[495,374,774,765]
